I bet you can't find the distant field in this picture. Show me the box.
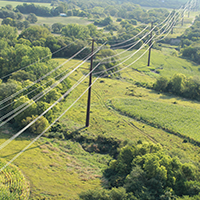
[36,16,92,26]
[0,1,51,8]
[111,98,200,142]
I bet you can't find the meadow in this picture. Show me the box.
[0,1,51,8]
[0,3,200,198]
[117,47,200,79]
[111,98,200,142]
[1,49,200,198]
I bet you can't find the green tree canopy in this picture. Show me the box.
[61,24,90,40]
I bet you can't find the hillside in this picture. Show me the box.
[0,0,200,199]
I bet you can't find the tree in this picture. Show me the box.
[0,80,22,101]
[170,73,186,95]
[22,115,49,134]
[36,101,54,122]
[94,49,120,77]
[52,23,64,33]
[61,24,90,40]
[5,4,12,10]
[153,76,169,92]
[0,25,17,41]
[19,25,51,42]
[9,70,36,82]
[26,13,38,23]
[12,96,37,127]
[53,2,67,15]
[1,17,14,26]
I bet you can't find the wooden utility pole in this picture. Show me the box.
[181,12,184,26]
[86,39,95,127]
[147,22,153,66]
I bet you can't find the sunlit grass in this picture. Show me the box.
[111,97,200,141]
[1,31,200,198]
[0,1,51,8]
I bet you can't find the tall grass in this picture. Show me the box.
[112,98,200,142]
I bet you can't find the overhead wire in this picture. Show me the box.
[0,42,107,149]
[0,42,107,127]
[0,39,155,171]
[0,0,195,171]
[110,25,149,48]
[94,8,182,64]
[0,76,99,173]
[0,53,92,112]
[0,45,89,107]
[110,6,174,48]
[0,41,75,80]
[93,0,194,77]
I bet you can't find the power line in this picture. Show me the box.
[0,43,106,150]
[0,0,195,171]
[0,42,106,128]
[0,77,100,173]
[0,46,89,107]
[0,54,91,112]
[0,41,75,80]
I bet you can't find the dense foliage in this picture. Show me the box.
[2,1,170,25]
[0,25,71,134]
[80,142,200,199]
[16,2,67,17]
[153,73,200,101]
[179,15,200,64]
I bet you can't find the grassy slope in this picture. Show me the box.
[111,98,200,141]
[0,7,200,199]
[118,48,200,79]
[1,47,200,198]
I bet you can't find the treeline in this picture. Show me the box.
[3,1,170,24]
[179,15,200,64]
[153,73,200,101]
[0,25,71,134]
[7,0,189,9]
[80,142,200,199]
[128,0,188,8]
[0,4,39,29]
[16,2,67,17]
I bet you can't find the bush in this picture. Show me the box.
[22,115,49,134]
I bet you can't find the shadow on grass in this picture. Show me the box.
[1,145,39,159]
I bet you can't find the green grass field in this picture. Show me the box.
[0,1,51,8]
[1,54,200,198]
[0,8,200,198]
[111,98,200,141]
[118,47,200,79]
